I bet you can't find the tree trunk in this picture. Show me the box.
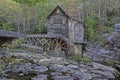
[98,0,101,20]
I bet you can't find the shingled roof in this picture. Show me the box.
[46,5,85,28]
[46,5,70,19]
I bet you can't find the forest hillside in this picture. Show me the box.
[0,0,119,42]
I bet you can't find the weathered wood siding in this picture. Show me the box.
[68,19,84,43]
[47,8,68,37]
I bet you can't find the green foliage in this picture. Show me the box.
[0,54,24,73]
[0,17,15,31]
[12,0,48,6]
[27,27,40,34]
[97,25,114,34]
[0,54,21,74]
[1,55,15,64]
[85,16,98,42]
[98,25,114,44]
[11,0,55,33]
[85,15,114,44]
[1,22,15,31]
[36,56,43,60]
[39,26,48,34]
[27,26,47,34]
[2,38,24,50]
[35,1,54,34]
[0,60,5,74]
[0,0,22,31]
[73,55,92,63]
[116,71,120,80]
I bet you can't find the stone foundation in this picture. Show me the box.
[73,43,83,55]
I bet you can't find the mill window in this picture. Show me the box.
[53,18,62,24]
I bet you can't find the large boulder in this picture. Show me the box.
[4,63,48,76]
[103,23,120,62]
[32,75,47,80]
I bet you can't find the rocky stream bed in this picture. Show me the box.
[0,51,119,80]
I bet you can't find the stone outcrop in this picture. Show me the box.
[3,62,117,80]
[84,23,120,69]
[1,52,117,80]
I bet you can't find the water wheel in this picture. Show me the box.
[50,38,68,51]
[43,38,68,52]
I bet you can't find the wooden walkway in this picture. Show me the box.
[0,30,21,46]
[0,30,20,38]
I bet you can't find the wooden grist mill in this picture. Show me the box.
[22,5,85,56]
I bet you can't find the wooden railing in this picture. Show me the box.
[0,30,20,38]
[25,34,85,44]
